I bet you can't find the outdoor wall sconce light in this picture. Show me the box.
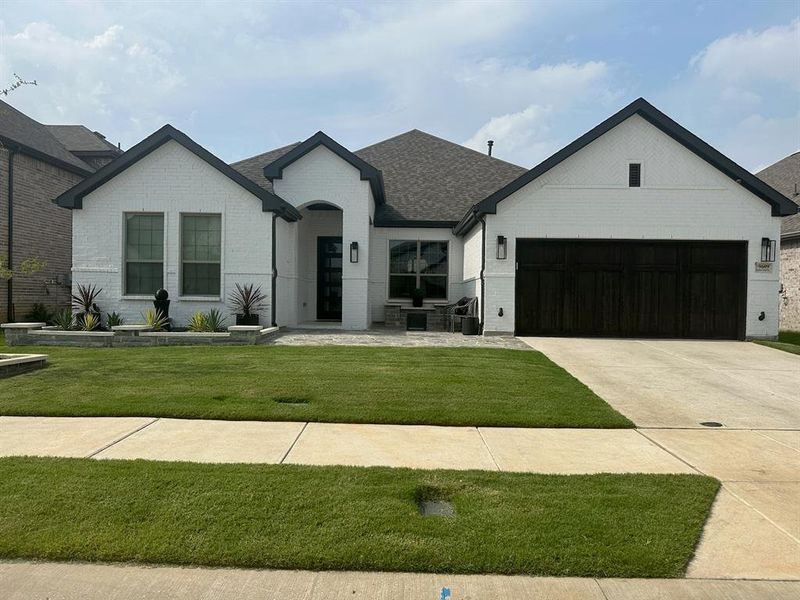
[350,241,359,263]
[497,235,507,260]
[761,238,776,262]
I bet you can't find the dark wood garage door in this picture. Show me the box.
[515,240,746,339]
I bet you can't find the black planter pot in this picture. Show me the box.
[462,316,479,336]
[236,314,260,326]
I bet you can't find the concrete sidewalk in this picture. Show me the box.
[0,416,797,580]
[0,561,798,600]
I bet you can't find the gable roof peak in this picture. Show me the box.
[54,123,300,220]
[262,129,385,204]
[454,96,797,236]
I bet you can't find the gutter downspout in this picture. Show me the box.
[271,213,278,327]
[5,145,16,322]
[476,209,486,335]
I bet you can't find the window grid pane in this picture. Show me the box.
[182,214,222,296]
[388,240,448,299]
[125,214,164,295]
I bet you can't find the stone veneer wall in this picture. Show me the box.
[780,238,800,331]
[384,304,449,331]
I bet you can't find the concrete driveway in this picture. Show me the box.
[519,338,800,429]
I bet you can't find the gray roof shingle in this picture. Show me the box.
[0,100,93,173]
[757,152,800,238]
[45,124,121,154]
[357,129,527,224]
[230,142,301,192]
[231,130,526,225]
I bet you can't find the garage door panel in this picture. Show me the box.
[515,240,745,339]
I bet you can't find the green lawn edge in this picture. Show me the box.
[755,330,800,356]
[0,457,718,578]
[0,344,633,428]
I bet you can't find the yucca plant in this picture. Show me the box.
[106,312,124,328]
[204,308,227,332]
[141,308,168,332]
[81,312,100,331]
[52,309,74,331]
[187,311,209,332]
[229,283,265,325]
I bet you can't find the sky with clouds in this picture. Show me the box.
[0,0,797,171]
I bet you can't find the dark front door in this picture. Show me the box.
[317,236,343,320]
[515,240,746,339]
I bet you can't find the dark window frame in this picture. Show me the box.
[180,213,222,297]
[123,212,164,296]
[388,240,449,301]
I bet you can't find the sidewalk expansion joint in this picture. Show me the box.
[634,429,705,476]
[85,418,160,458]
[279,421,309,464]
[476,427,502,471]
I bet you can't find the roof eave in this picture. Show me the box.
[0,134,93,176]
[464,97,798,223]
[54,125,301,221]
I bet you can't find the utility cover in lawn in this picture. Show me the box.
[0,458,718,578]
[0,345,632,428]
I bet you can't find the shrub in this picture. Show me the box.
[228,283,266,317]
[141,309,168,332]
[106,312,124,328]
[81,313,100,331]
[52,309,74,331]
[187,311,208,332]
[23,303,55,324]
[72,284,102,314]
[187,309,227,332]
[205,308,227,332]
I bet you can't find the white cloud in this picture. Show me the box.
[464,104,554,163]
[0,20,183,145]
[461,60,617,165]
[658,19,800,170]
[690,20,800,90]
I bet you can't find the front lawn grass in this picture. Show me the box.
[0,344,632,427]
[0,457,718,577]
[756,330,800,356]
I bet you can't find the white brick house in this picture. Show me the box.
[56,98,797,339]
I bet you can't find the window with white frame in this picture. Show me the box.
[389,240,448,299]
[181,214,221,296]
[124,213,164,295]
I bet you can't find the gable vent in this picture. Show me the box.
[629,163,641,187]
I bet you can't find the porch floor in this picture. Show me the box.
[273,327,527,349]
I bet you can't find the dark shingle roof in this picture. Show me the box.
[356,130,527,224]
[56,124,301,221]
[757,152,800,239]
[231,129,526,225]
[0,100,93,173]
[45,125,121,154]
[231,142,301,192]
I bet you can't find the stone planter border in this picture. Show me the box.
[1,323,280,347]
[0,353,48,378]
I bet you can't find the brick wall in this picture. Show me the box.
[780,239,800,331]
[0,148,83,321]
[72,140,274,327]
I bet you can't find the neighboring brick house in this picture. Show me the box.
[55,98,796,339]
[758,153,800,331]
[0,100,121,321]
